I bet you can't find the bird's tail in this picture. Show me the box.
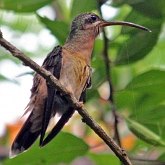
[10,111,42,158]
[40,108,74,147]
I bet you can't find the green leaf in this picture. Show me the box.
[126,118,165,146]
[126,69,165,93]
[111,0,142,7]
[115,11,162,65]
[130,105,165,139]
[120,10,161,35]
[0,74,10,81]
[115,90,165,115]
[130,0,165,18]
[92,39,106,89]
[0,0,53,13]
[115,90,140,110]
[140,40,165,68]
[4,132,89,165]
[37,15,69,44]
[112,0,165,18]
[88,153,120,165]
[0,73,18,84]
[86,88,100,101]
[71,0,97,18]
[159,153,165,161]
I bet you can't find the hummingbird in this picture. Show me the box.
[10,12,150,157]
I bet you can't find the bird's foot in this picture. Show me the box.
[74,101,84,109]
[78,101,84,108]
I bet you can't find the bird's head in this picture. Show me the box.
[70,12,151,38]
[70,13,101,36]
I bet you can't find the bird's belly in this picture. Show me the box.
[59,58,89,100]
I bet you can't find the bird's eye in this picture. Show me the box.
[91,15,97,22]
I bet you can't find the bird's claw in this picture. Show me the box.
[79,101,84,107]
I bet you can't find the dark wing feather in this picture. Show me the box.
[41,108,74,146]
[43,46,62,78]
[79,69,92,102]
[10,112,41,157]
[10,46,62,157]
[41,66,92,146]
[40,46,62,145]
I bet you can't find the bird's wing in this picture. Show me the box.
[41,65,92,147]
[40,107,74,146]
[10,46,62,157]
[79,66,92,102]
[39,46,63,145]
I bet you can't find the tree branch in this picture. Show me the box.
[0,30,132,165]
[98,5,121,147]
[102,29,121,146]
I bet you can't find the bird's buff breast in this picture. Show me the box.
[59,51,90,100]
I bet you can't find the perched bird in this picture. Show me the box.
[10,12,150,157]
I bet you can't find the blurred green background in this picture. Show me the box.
[0,0,165,164]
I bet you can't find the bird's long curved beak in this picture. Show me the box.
[99,20,151,32]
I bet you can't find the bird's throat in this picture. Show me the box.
[64,29,96,63]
